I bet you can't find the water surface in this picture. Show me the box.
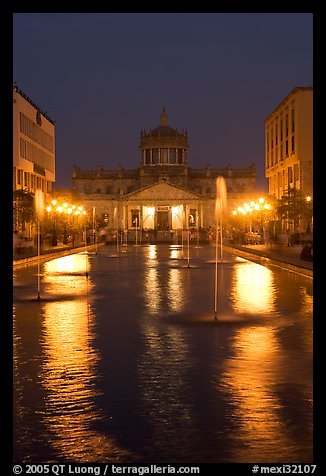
[13,244,313,463]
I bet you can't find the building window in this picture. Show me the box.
[291,136,295,153]
[161,148,168,164]
[285,113,289,137]
[271,129,274,149]
[19,112,54,152]
[275,123,278,146]
[280,143,283,161]
[189,209,197,227]
[169,149,176,164]
[294,163,299,182]
[285,140,288,156]
[96,188,101,194]
[278,172,282,191]
[152,149,159,164]
[288,166,293,184]
[131,209,140,227]
[280,116,283,141]
[291,108,295,133]
[177,149,183,164]
[106,186,113,194]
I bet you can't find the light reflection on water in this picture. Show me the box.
[137,323,194,451]
[40,298,132,462]
[220,325,313,462]
[167,268,184,312]
[144,267,161,315]
[220,327,287,461]
[232,260,276,315]
[13,245,313,463]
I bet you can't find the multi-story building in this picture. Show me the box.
[264,87,313,199]
[72,108,257,234]
[13,85,55,194]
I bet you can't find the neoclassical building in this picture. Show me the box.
[72,109,257,236]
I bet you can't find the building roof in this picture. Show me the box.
[140,108,187,140]
[13,84,55,125]
[124,179,204,200]
[263,87,313,124]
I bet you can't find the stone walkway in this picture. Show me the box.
[225,243,312,278]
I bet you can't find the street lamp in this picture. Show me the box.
[232,197,272,244]
[306,195,313,233]
[48,200,58,246]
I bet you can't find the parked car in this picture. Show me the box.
[243,232,262,245]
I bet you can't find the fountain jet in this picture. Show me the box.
[214,176,227,319]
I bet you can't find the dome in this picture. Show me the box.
[139,108,189,167]
[140,108,188,142]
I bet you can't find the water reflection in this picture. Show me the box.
[220,326,312,462]
[170,246,181,260]
[146,244,157,261]
[44,253,89,275]
[14,247,313,463]
[137,323,195,455]
[43,254,92,298]
[144,267,162,315]
[143,251,185,314]
[167,268,184,312]
[39,254,132,461]
[232,261,276,314]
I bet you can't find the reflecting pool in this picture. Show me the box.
[13,245,313,463]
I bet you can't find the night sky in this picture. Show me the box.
[13,13,313,192]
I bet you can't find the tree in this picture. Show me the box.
[13,190,35,232]
[276,189,313,231]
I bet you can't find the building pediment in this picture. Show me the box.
[124,181,203,201]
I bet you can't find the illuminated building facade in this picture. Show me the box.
[72,109,257,234]
[264,87,313,199]
[13,85,56,194]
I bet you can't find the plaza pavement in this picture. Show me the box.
[225,242,313,277]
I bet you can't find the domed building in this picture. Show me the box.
[72,108,257,240]
[140,107,188,167]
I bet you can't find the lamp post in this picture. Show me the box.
[34,189,44,300]
[62,202,69,244]
[306,195,312,233]
[232,197,271,246]
[48,199,58,246]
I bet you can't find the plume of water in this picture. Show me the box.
[214,176,227,319]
